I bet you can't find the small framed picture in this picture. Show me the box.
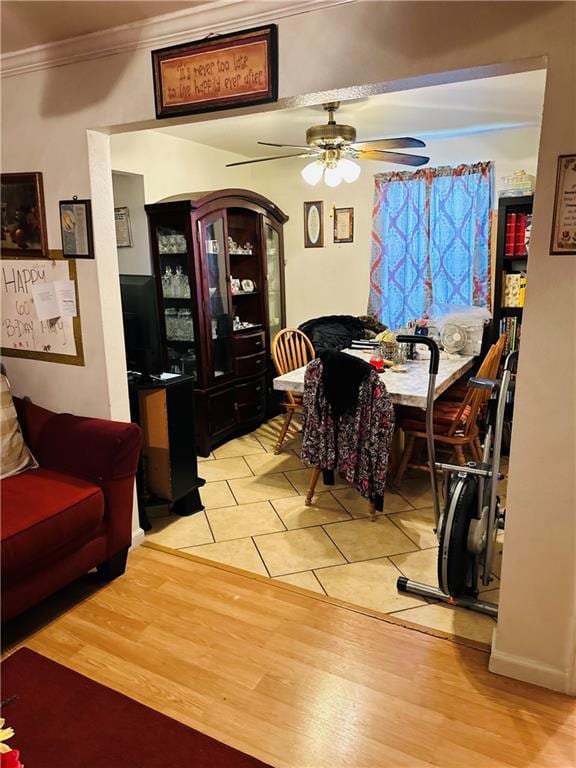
[550,154,576,255]
[304,201,323,248]
[114,206,133,248]
[241,279,255,293]
[231,278,240,295]
[59,199,94,259]
[334,207,354,243]
[1,172,49,258]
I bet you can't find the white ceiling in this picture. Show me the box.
[0,0,214,53]
[157,70,546,159]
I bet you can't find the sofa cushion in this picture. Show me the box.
[1,374,38,479]
[1,468,104,579]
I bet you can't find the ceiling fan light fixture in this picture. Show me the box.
[338,157,361,183]
[324,165,343,187]
[301,160,324,185]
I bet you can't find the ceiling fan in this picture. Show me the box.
[225,101,429,186]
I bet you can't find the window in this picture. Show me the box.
[368,162,493,329]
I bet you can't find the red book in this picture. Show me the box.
[515,213,527,256]
[505,213,517,257]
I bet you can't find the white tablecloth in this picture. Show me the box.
[272,349,475,409]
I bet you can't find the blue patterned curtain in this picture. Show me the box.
[369,162,493,329]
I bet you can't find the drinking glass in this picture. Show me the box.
[162,266,173,297]
[164,308,177,339]
[177,308,193,340]
[369,345,385,372]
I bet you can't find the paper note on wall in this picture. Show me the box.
[1,260,78,357]
[31,279,77,320]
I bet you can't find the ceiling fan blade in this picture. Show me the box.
[357,150,429,166]
[351,137,426,151]
[226,153,312,167]
[257,141,316,151]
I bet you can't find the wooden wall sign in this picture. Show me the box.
[152,25,278,119]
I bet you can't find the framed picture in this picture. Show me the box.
[304,201,323,248]
[114,206,133,248]
[152,24,278,119]
[334,207,354,243]
[550,154,576,255]
[1,172,48,258]
[59,199,94,259]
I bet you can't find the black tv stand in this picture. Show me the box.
[128,374,205,531]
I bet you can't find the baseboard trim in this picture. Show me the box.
[131,528,145,549]
[489,646,573,694]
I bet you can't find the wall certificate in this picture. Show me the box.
[550,154,576,255]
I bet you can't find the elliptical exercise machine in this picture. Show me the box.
[395,335,517,617]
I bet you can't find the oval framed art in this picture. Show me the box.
[304,201,323,248]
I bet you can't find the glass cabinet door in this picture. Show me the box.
[265,222,283,339]
[200,212,233,380]
[154,222,197,381]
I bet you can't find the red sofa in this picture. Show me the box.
[1,397,141,622]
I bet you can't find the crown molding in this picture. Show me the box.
[0,0,353,79]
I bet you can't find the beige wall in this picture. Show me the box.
[1,1,575,692]
[112,125,541,325]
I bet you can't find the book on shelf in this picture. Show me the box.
[505,212,516,257]
[524,213,532,256]
[499,315,522,354]
[503,272,527,307]
[504,211,530,258]
[514,213,527,257]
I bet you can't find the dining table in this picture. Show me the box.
[272,348,475,410]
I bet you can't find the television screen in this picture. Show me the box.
[119,274,163,377]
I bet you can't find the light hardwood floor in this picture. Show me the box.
[4,546,575,768]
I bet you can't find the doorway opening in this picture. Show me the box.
[102,65,546,646]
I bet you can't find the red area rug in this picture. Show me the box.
[1,648,272,767]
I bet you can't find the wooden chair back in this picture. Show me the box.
[446,333,507,437]
[272,328,315,376]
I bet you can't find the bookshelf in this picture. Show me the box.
[492,194,533,352]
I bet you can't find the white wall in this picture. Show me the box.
[1,0,575,693]
[113,125,541,325]
[111,171,152,275]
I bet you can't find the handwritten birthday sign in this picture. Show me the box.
[1,259,84,365]
[152,25,277,118]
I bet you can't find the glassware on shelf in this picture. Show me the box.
[159,232,187,254]
[162,265,191,299]
[174,266,189,298]
[181,348,196,377]
[177,308,193,341]
[162,265,173,297]
[164,307,177,339]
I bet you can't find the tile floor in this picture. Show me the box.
[146,415,506,645]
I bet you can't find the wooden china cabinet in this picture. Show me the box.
[145,189,288,456]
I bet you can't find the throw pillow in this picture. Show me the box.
[0,374,38,479]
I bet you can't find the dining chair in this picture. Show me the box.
[301,354,395,522]
[394,333,507,488]
[271,328,315,454]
